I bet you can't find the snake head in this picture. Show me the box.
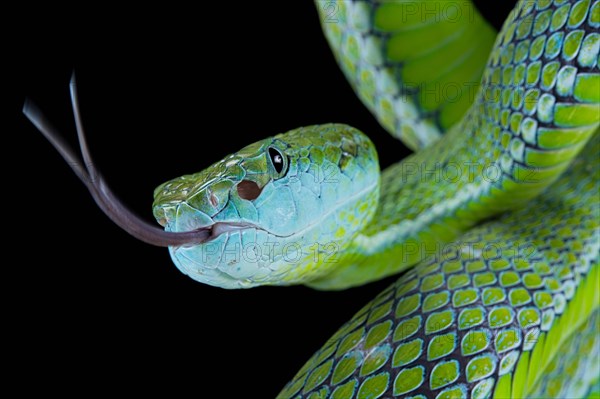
[152,124,380,288]
[23,85,379,289]
[24,84,379,289]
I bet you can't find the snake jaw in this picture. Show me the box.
[155,206,255,245]
[206,222,260,242]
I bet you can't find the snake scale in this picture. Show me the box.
[24,0,599,398]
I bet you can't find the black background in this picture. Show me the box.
[11,2,514,395]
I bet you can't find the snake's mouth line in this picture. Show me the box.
[200,222,261,243]
[185,221,291,244]
[188,179,380,246]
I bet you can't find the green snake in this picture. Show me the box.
[24,0,600,397]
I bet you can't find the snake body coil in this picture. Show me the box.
[24,0,599,397]
[277,1,600,397]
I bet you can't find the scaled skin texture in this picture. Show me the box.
[152,124,380,288]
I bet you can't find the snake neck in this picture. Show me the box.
[309,0,599,290]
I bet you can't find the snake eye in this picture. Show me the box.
[268,147,288,178]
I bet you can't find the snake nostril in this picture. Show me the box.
[237,180,263,201]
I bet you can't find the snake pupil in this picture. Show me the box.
[268,147,286,175]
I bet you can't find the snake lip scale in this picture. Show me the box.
[203,222,259,244]
[184,178,379,244]
[169,176,379,247]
